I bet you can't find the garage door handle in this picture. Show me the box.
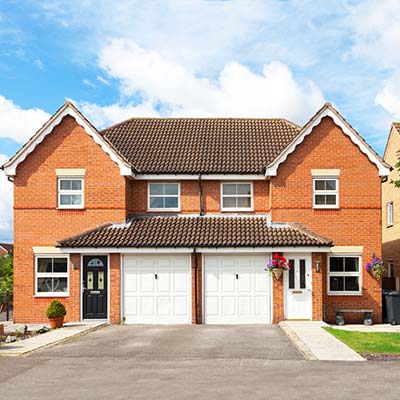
[236,274,239,280]
[154,274,158,280]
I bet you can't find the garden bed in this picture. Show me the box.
[0,326,49,345]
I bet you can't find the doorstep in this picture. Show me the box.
[280,321,365,362]
[0,321,107,356]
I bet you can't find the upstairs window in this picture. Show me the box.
[148,183,180,211]
[221,183,253,211]
[313,178,338,209]
[58,177,84,209]
[387,202,394,227]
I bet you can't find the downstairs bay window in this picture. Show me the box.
[35,256,69,296]
[328,255,361,295]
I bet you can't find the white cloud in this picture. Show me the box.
[96,39,324,123]
[0,154,13,243]
[0,96,50,143]
[375,73,400,119]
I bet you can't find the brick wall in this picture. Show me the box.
[271,117,383,323]
[13,116,127,322]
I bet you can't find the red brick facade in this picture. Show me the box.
[10,113,384,324]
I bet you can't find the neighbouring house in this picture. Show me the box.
[382,122,400,290]
[1,101,390,325]
[0,243,13,257]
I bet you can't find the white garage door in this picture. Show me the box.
[204,255,271,324]
[123,255,191,324]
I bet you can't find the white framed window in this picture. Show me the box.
[148,183,180,211]
[313,178,338,209]
[221,182,253,211]
[328,255,362,295]
[35,255,69,297]
[387,202,394,227]
[58,177,84,209]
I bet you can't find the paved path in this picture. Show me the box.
[280,321,365,361]
[0,325,399,400]
[0,322,106,356]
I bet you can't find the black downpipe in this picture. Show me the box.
[193,248,198,324]
[198,174,203,216]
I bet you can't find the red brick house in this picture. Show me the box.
[1,101,390,324]
[0,243,13,256]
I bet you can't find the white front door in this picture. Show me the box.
[284,254,312,320]
[123,255,191,324]
[204,255,271,324]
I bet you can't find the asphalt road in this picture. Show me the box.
[1,325,399,399]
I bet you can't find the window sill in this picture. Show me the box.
[147,209,181,212]
[33,294,70,298]
[221,208,254,212]
[313,206,340,210]
[57,207,85,210]
[327,292,363,296]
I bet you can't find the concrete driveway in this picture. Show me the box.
[1,324,400,400]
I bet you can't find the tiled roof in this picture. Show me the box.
[0,243,13,253]
[101,118,301,174]
[58,216,333,248]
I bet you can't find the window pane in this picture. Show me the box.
[60,194,72,205]
[330,257,344,272]
[150,197,164,209]
[314,180,325,190]
[237,184,251,195]
[164,197,178,209]
[71,194,82,205]
[54,258,68,273]
[299,259,306,289]
[71,180,82,190]
[345,257,359,272]
[149,184,163,195]
[222,184,236,195]
[345,276,359,291]
[325,195,337,205]
[52,277,68,292]
[289,259,295,289]
[325,180,336,190]
[237,197,251,208]
[164,184,178,195]
[60,179,72,190]
[330,276,344,291]
[222,197,236,208]
[315,195,326,205]
[37,258,53,273]
[37,277,53,292]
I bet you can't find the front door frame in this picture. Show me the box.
[284,253,312,320]
[81,254,110,322]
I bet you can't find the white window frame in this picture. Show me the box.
[147,182,181,212]
[387,201,394,227]
[58,177,84,209]
[35,255,70,297]
[220,182,254,212]
[328,254,362,295]
[313,177,339,209]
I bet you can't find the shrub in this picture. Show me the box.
[46,300,67,319]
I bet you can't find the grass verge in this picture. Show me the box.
[325,327,400,354]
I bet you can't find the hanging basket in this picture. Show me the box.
[272,268,283,280]
[371,268,383,280]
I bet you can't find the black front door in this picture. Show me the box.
[83,256,108,319]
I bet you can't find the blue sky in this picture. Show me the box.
[0,0,400,242]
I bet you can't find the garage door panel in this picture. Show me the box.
[205,255,271,324]
[123,255,190,324]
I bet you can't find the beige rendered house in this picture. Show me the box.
[382,122,400,289]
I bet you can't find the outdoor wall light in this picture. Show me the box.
[315,261,320,273]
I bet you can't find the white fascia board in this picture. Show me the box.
[2,103,133,177]
[60,246,331,254]
[135,174,265,180]
[265,108,390,177]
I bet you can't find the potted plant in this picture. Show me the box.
[265,254,290,280]
[46,300,67,328]
[365,257,385,280]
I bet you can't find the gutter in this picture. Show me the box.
[198,174,203,216]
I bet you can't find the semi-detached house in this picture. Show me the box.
[1,101,390,324]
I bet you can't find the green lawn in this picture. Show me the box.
[325,328,400,354]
